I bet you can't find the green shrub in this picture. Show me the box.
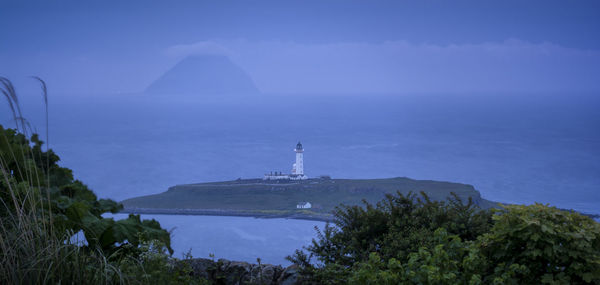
[1,78,206,284]
[289,191,491,266]
[287,191,491,283]
[471,204,600,284]
[290,191,600,284]
[0,124,172,257]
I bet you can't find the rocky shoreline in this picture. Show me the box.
[176,257,300,285]
[121,207,335,222]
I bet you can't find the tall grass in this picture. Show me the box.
[0,78,123,284]
[0,193,122,284]
[0,78,205,284]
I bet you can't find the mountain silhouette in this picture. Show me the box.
[145,55,260,96]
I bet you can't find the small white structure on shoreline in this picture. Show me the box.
[296,202,312,209]
[263,142,308,180]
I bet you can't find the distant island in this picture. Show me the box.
[123,142,497,221]
[145,54,260,96]
[121,176,497,221]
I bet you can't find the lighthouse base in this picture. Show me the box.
[263,174,308,181]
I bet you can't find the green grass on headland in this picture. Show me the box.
[122,177,497,219]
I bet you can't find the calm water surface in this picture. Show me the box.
[109,213,325,265]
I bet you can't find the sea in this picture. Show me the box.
[3,92,599,265]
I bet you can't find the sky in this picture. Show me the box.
[1,0,600,95]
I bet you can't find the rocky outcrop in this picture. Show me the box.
[277,265,300,285]
[179,258,297,285]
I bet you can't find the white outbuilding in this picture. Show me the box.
[296,202,312,209]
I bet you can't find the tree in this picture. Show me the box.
[289,192,600,284]
[471,204,600,284]
[288,191,493,283]
[0,125,172,255]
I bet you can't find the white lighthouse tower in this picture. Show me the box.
[293,142,304,175]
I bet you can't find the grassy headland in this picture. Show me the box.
[121,177,497,221]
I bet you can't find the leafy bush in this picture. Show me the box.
[289,192,600,284]
[350,229,473,285]
[1,78,206,284]
[0,124,172,256]
[287,191,491,283]
[292,191,491,264]
[471,204,600,284]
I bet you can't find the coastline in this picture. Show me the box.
[121,206,599,223]
[120,178,599,223]
[120,207,335,222]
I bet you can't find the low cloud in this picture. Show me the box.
[167,39,600,94]
[166,41,233,58]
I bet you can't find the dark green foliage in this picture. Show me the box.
[0,125,172,255]
[298,192,491,268]
[1,78,209,284]
[0,122,212,283]
[289,192,600,284]
[349,229,474,284]
[471,204,600,284]
[287,191,491,283]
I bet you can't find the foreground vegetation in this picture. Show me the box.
[287,192,600,284]
[0,78,206,284]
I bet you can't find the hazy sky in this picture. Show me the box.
[1,0,599,95]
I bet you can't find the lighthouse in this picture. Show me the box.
[263,142,307,180]
[293,142,304,175]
